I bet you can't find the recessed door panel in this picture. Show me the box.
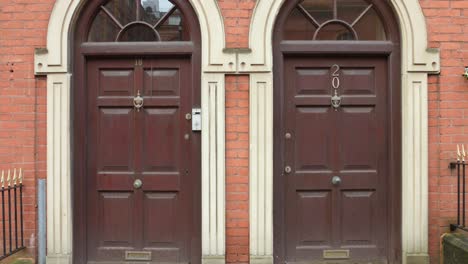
[143,192,178,246]
[144,69,180,97]
[99,69,135,96]
[294,107,333,173]
[340,190,375,244]
[142,108,180,173]
[295,68,330,95]
[98,192,135,247]
[341,68,375,96]
[338,107,377,171]
[296,191,332,245]
[98,108,135,172]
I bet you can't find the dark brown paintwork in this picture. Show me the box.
[72,1,201,263]
[85,58,193,263]
[284,56,388,261]
[273,1,402,263]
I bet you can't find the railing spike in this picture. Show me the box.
[458,144,461,161]
[7,170,11,187]
[462,144,466,162]
[13,168,17,186]
[19,168,22,184]
[1,170,4,188]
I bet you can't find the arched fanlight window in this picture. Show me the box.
[88,0,187,42]
[284,0,387,41]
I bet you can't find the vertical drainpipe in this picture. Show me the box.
[38,179,46,264]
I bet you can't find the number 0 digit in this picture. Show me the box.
[332,77,340,89]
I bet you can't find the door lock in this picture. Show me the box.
[133,179,143,189]
[284,166,292,174]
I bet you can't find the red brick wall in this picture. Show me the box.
[219,1,255,263]
[225,75,250,264]
[0,0,54,253]
[218,0,256,48]
[420,1,468,262]
[1,1,468,264]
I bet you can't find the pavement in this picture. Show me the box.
[0,249,35,264]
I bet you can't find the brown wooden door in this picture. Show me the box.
[281,56,389,263]
[85,57,197,263]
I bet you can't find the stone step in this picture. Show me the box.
[442,232,468,264]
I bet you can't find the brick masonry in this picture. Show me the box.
[420,1,468,262]
[0,1,467,263]
[0,0,54,255]
[219,1,255,262]
[225,75,250,264]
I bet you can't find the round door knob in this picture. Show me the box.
[284,166,292,173]
[332,176,341,186]
[133,179,143,189]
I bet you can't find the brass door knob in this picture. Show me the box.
[133,179,143,189]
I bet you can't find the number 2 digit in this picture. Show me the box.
[332,64,340,77]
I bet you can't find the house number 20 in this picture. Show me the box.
[331,64,342,110]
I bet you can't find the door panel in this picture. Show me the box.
[143,192,178,245]
[294,107,333,173]
[86,58,195,263]
[143,69,180,96]
[142,108,181,174]
[99,192,135,247]
[99,69,135,96]
[98,108,135,172]
[296,191,332,245]
[283,57,388,263]
[340,190,375,243]
[339,107,377,170]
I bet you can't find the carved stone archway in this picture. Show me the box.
[242,1,440,263]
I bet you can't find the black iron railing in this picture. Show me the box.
[450,145,467,232]
[0,169,25,261]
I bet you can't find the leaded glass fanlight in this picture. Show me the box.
[88,0,187,42]
[284,0,387,41]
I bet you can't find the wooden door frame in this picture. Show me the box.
[272,1,402,263]
[72,0,201,263]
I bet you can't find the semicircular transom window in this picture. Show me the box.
[88,0,187,42]
[284,0,387,41]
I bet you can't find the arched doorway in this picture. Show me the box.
[72,1,201,263]
[273,1,401,262]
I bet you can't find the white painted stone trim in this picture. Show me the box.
[202,73,226,258]
[249,73,273,260]
[35,0,232,263]
[46,73,72,264]
[245,1,440,263]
